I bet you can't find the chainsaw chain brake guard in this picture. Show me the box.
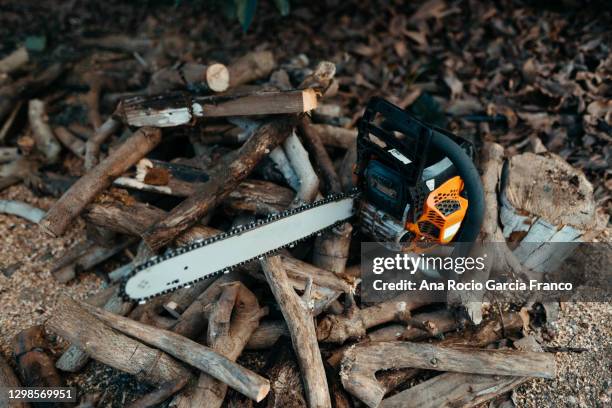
[355,97,479,250]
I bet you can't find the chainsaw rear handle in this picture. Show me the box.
[360,97,485,244]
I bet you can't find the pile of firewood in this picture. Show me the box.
[4,44,608,408]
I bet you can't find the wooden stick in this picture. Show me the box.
[228,51,276,88]
[340,341,556,408]
[0,200,45,223]
[188,282,267,407]
[84,117,121,170]
[55,288,133,372]
[0,353,30,408]
[119,90,316,128]
[28,99,61,164]
[0,46,29,74]
[316,291,432,343]
[366,309,460,342]
[261,255,331,408]
[283,131,319,203]
[47,296,191,385]
[142,117,294,251]
[54,126,86,159]
[78,300,270,402]
[39,127,161,237]
[245,320,288,350]
[149,62,230,94]
[298,116,342,194]
[13,326,63,389]
[311,124,356,150]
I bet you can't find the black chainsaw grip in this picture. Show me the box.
[429,130,484,244]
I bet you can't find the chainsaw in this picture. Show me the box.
[122,98,485,302]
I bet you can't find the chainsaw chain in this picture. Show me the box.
[120,190,359,303]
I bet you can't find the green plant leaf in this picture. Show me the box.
[273,0,290,16]
[236,0,258,32]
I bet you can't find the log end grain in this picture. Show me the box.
[206,63,230,93]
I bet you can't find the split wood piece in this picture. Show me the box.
[311,124,357,150]
[187,282,267,408]
[119,90,316,128]
[261,255,331,408]
[39,126,161,237]
[366,309,460,342]
[316,291,433,344]
[78,300,270,402]
[149,62,229,94]
[298,116,342,194]
[28,99,61,164]
[56,287,133,373]
[0,147,20,163]
[0,63,63,123]
[228,51,276,88]
[127,377,189,408]
[54,126,85,159]
[51,237,134,283]
[0,46,29,74]
[500,150,603,272]
[84,116,122,170]
[0,353,30,408]
[0,200,45,223]
[340,341,555,408]
[47,296,190,385]
[142,117,295,251]
[13,326,63,389]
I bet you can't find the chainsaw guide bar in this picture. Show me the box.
[120,191,358,303]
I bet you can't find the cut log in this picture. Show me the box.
[245,320,288,350]
[228,51,276,88]
[0,353,30,408]
[78,300,270,402]
[119,90,316,127]
[312,222,353,275]
[53,127,86,159]
[311,124,356,150]
[142,117,295,251]
[47,296,191,385]
[13,326,63,389]
[316,291,432,344]
[186,282,267,408]
[260,255,331,408]
[28,100,61,164]
[39,127,161,237]
[340,341,556,408]
[148,62,230,94]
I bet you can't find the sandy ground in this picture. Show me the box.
[0,183,610,407]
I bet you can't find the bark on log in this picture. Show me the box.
[39,127,161,237]
[245,320,288,350]
[0,353,30,408]
[298,116,342,194]
[228,51,276,88]
[316,291,432,344]
[312,222,353,275]
[119,90,316,128]
[84,117,121,170]
[142,117,295,251]
[47,296,191,385]
[187,282,267,408]
[340,341,555,408]
[53,127,85,159]
[13,326,63,390]
[55,287,133,372]
[311,124,356,150]
[78,300,270,402]
[260,255,331,408]
[148,62,230,94]
[28,100,61,164]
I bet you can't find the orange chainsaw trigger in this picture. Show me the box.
[406,176,468,243]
